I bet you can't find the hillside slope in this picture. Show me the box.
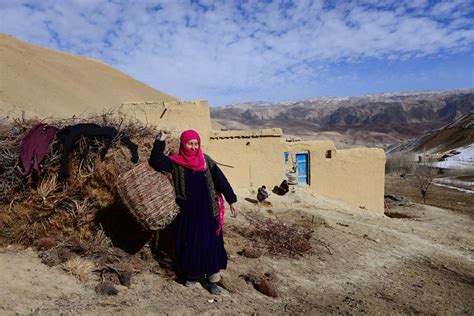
[387,113,474,154]
[0,33,177,118]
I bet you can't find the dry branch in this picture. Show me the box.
[243,213,315,258]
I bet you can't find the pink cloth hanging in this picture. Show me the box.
[216,193,226,236]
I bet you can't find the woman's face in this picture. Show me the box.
[185,139,199,151]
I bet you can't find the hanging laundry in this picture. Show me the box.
[20,123,58,176]
[56,123,139,181]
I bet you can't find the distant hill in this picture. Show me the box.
[211,89,474,148]
[0,33,177,118]
[386,113,474,154]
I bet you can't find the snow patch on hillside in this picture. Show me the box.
[431,144,474,169]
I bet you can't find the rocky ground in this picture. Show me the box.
[1,185,473,314]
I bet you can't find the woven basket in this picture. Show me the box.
[116,162,179,231]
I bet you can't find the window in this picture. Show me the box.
[326,150,332,159]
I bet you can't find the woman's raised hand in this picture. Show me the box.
[229,203,239,218]
[157,130,168,141]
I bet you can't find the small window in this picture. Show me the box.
[326,150,332,159]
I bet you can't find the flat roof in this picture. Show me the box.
[210,128,282,139]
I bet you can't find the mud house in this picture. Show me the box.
[118,100,386,214]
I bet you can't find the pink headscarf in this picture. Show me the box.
[169,129,207,171]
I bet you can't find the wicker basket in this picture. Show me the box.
[116,162,179,231]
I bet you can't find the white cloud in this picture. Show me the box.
[0,0,473,105]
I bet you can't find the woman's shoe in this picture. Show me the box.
[184,280,198,287]
[203,281,222,295]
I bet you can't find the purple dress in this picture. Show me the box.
[149,140,237,278]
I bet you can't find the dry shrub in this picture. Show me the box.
[85,230,131,266]
[0,208,13,234]
[241,273,278,298]
[239,245,263,258]
[0,118,30,202]
[385,153,415,175]
[413,164,437,204]
[92,159,119,192]
[99,264,134,287]
[0,113,182,287]
[101,270,121,285]
[95,281,118,296]
[99,257,136,287]
[37,173,58,202]
[84,228,113,259]
[33,237,57,250]
[39,247,76,267]
[83,230,140,287]
[1,204,64,244]
[117,270,132,287]
[62,257,96,282]
[245,214,314,258]
[115,255,143,286]
[0,113,178,242]
[88,187,115,209]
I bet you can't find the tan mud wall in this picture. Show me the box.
[286,141,386,213]
[118,100,212,144]
[205,129,285,189]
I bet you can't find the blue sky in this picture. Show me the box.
[1,0,473,106]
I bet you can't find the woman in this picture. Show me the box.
[149,129,238,295]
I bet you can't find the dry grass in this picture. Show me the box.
[37,173,58,202]
[0,113,180,289]
[33,237,57,251]
[0,112,180,245]
[62,257,96,282]
[95,281,119,296]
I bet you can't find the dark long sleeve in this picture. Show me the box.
[120,135,139,163]
[58,135,79,181]
[149,139,173,172]
[211,164,237,204]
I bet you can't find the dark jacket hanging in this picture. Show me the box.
[56,123,139,180]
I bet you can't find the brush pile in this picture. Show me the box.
[0,113,179,290]
[244,214,315,258]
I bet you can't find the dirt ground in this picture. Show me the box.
[385,173,474,216]
[1,185,473,314]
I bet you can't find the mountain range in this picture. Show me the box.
[211,89,474,148]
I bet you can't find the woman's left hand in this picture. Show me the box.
[229,203,239,218]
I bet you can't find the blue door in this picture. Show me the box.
[296,153,309,184]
